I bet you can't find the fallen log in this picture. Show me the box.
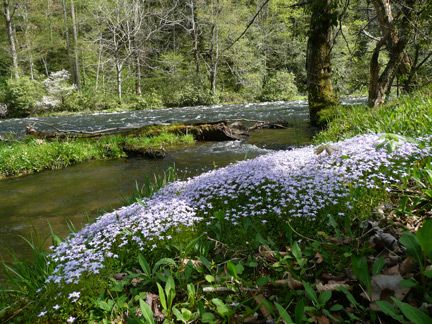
[119,142,167,159]
[25,121,245,142]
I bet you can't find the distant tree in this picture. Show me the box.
[2,0,19,78]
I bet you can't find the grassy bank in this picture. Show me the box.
[315,87,432,143]
[1,89,432,323]
[0,133,194,178]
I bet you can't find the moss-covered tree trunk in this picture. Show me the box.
[306,0,337,127]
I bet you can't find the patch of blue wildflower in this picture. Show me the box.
[42,134,432,287]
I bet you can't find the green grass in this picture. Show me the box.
[0,133,194,178]
[315,86,432,144]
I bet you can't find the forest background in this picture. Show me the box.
[1,0,431,121]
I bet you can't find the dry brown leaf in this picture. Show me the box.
[328,237,352,245]
[383,264,399,276]
[321,273,345,281]
[131,277,144,287]
[112,272,128,281]
[273,272,303,289]
[369,272,410,303]
[146,292,164,320]
[400,256,414,276]
[371,232,398,250]
[253,295,273,320]
[242,313,259,323]
[312,315,331,324]
[315,252,324,264]
[182,258,203,268]
[316,281,349,293]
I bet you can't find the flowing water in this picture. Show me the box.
[0,100,322,278]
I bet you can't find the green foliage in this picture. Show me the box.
[162,82,219,107]
[261,70,299,102]
[132,90,163,110]
[5,77,44,117]
[59,89,120,112]
[315,86,432,144]
[0,133,194,178]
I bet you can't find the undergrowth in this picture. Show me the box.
[315,85,432,144]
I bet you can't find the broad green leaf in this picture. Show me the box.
[294,298,304,324]
[372,256,385,275]
[392,297,432,324]
[202,312,215,323]
[416,219,432,257]
[235,263,244,275]
[399,232,423,267]
[423,270,432,278]
[96,300,113,312]
[205,275,215,283]
[319,290,332,306]
[156,283,167,310]
[227,261,237,279]
[302,281,318,305]
[187,283,196,300]
[181,308,194,322]
[376,300,404,322]
[275,302,294,324]
[152,258,177,274]
[138,254,151,276]
[330,304,343,311]
[165,275,176,308]
[256,277,268,286]
[399,278,418,288]
[351,256,370,294]
[139,299,155,324]
[216,305,230,318]
[199,255,212,271]
[292,242,306,267]
[212,298,225,307]
[173,307,186,323]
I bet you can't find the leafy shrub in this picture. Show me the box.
[260,70,298,102]
[59,90,120,112]
[133,90,163,110]
[163,83,219,107]
[5,77,44,117]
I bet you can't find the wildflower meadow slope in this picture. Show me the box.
[46,133,432,288]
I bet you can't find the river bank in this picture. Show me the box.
[0,132,194,179]
[1,88,432,323]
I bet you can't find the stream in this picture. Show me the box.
[0,100,339,278]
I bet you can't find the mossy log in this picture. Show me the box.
[25,121,245,142]
[119,142,167,159]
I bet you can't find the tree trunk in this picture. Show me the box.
[368,0,415,107]
[306,0,337,126]
[116,60,122,102]
[95,37,102,90]
[62,0,76,85]
[372,0,411,75]
[210,23,218,94]
[70,0,81,92]
[3,0,19,78]
[190,0,200,77]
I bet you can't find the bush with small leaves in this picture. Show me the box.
[5,77,44,117]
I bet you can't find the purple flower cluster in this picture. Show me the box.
[45,134,432,285]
